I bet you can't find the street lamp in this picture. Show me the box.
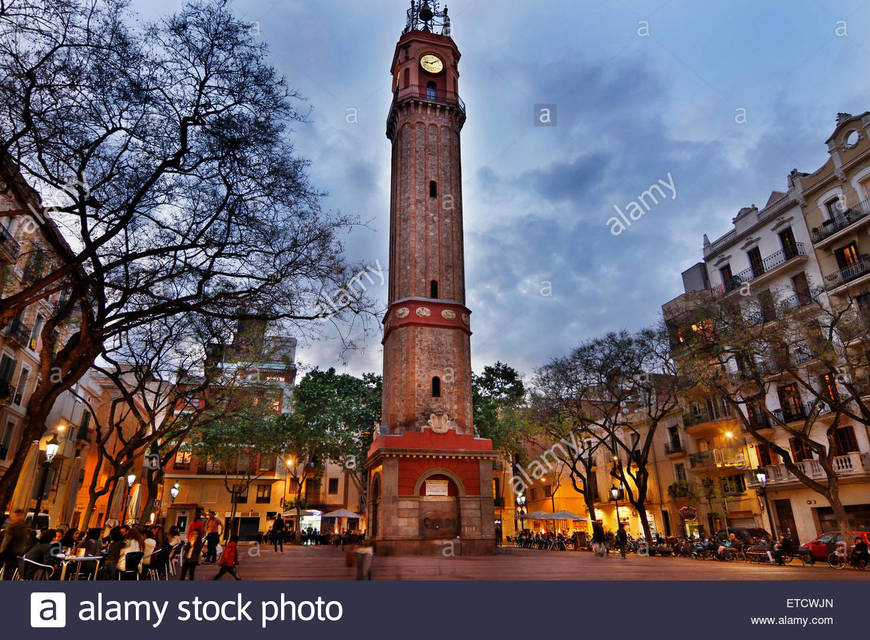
[755,470,777,540]
[121,472,136,524]
[283,457,295,509]
[33,434,61,526]
[169,483,180,502]
[611,485,621,531]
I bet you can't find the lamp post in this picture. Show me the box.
[32,434,61,526]
[121,472,135,524]
[755,470,777,540]
[611,485,621,531]
[169,483,180,503]
[515,493,526,534]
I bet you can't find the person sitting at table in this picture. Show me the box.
[103,528,125,578]
[117,527,144,573]
[141,529,157,570]
[23,529,60,578]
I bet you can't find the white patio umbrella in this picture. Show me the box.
[552,510,587,521]
[518,510,551,520]
[322,509,363,519]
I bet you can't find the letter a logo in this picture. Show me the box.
[30,592,66,628]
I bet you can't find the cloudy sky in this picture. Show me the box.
[139,0,870,381]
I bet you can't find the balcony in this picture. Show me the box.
[716,243,807,296]
[387,85,466,131]
[772,400,831,424]
[811,200,870,246]
[682,406,730,430]
[747,452,870,488]
[4,318,31,346]
[824,256,870,293]
[664,440,686,455]
[0,225,20,263]
[689,447,746,472]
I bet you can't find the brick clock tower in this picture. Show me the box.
[365,1,496,556]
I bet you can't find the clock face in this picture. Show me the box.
[420,54,443,74]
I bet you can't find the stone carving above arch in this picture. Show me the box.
[413,467,467,498]
[426,413,456,434]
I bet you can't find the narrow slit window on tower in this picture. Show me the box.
[403,68,410,88]
[426,81,437,99]
[430,280,439,298]
[432,376,441,397]
[429,180,437,198]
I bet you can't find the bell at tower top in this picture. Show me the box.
[403,0,452,37]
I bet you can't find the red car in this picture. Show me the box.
[799,531,870,563]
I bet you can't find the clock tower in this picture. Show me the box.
[365,1,496,556]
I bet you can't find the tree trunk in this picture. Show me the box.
[828,488,853,554]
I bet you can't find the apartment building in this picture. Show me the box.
[659,112,870,544]
[161,318,364,539]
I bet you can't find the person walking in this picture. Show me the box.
[187,511,204,540]
[271,514,285,553]
[212,535,242,580]
[180,530,203,580]
[616,523,628,559]
[591,521,606,558]
[0,509,30,580]
[204,511,223,564]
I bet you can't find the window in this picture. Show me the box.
[543,485,552,497]
[328,478,339,495]
[12,366,29,406]
[0,353,16,385]
[834,242,859,270]
[824,197,843,220]
[174,449,192,468]
[430,280,438,298]
[429,180,437,198]
[820,373,839,404]
[255,484,272,504]
[0,421,14,459]
[777,384,804,422]
[674,463,687,483]
[78,411,91,441]
[232,487,248,504]
[833,426,859,455]
[29,314,44,350]
[426,81,436,99]
[844,130,860,148]
[792,272,812,306]
[789,437,814,462]
[758,290,775,323]
[779,227,799,259]
[431,376,441,397]
[857,292,870,311]
[402,67,409,88]
[757,444,776,467]
[747,247,763,278]
[719,264,734,291]
[258,455,275,472]
[720,474,746,495]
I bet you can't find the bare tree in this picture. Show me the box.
[675,291,863,550]
[0,0,374,505]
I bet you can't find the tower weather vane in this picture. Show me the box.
[404,1,451,36]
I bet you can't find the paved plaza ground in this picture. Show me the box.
[203,544,870,581]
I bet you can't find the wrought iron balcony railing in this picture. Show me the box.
[0,225,20,262]
[5,318,31,346]
[811,199,870,243]
[824,256,870,290]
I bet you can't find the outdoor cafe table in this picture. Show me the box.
[58,554,103,580]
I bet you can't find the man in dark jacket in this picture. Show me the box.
[615,523,628,558]
[271,515,285,553]
[0,510,30,579]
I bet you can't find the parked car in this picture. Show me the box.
[799,531,870,563]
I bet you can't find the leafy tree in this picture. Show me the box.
[280,368,379,530]
[193,405,294,539]
[472,362,526,455]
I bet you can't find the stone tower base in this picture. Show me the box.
[365,430,497,556]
